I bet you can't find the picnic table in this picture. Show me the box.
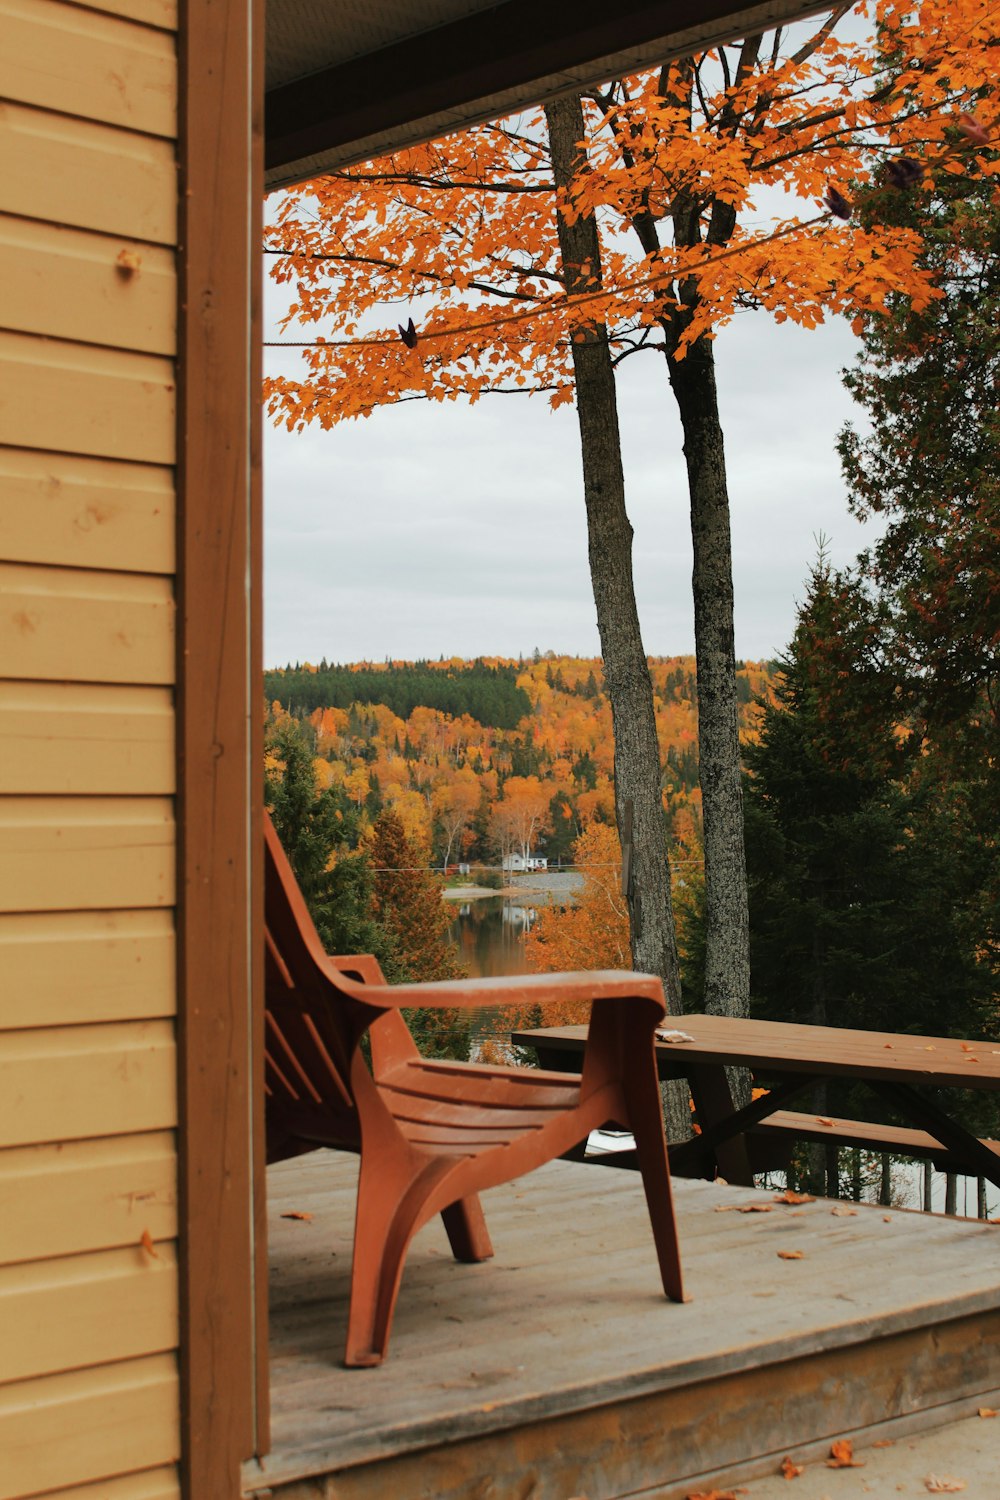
[511,1013,1000,1190]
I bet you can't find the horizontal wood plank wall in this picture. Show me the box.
[0,0,182,1494]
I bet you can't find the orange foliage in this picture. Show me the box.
[266,4,998,428]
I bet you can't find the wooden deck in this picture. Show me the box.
[244,1151,1000,1500]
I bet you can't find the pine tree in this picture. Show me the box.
[371,810,472,1059]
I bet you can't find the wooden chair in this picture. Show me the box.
[264,815,685,1366]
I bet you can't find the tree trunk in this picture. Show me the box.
[546,96,689,1142]
[666,337,750,1024]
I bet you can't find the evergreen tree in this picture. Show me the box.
[744,562,995,1135]
[371,811,472,1060]
[264,713,405,979]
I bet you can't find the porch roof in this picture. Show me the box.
[264,0,831,188]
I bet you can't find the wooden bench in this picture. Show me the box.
[753,1109,1000,1175]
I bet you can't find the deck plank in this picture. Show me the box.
[254,1150,1000,1496]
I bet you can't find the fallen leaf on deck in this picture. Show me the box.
[883,1215,893,1222]
[714,1204,739,1212]
[978,1407,997,1418]
[780,1454,804,1479]
[884,1043,893,1049]
[777,1249,805,1259]
[684,1491,746,1499]
[116,248,142,275]
[826,1439,865,1468]
[831,1206,858,1216]
[739,1203,774,1213]
[816,1117,835,1126]
[140,1228,159,1260]
[656,1028,696,1043]
[924,1477,966,1492]
[774,1190,815,1204]
[281,1211,314,1221]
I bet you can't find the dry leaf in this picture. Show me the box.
[281,1210,314,1221]
[774,1190,815,1204]
[116,248,142,275]
[826,1438,865,1468]
[977,1407,997,1418]
[883,1215,893,1222]
[715,1204,738,1212]
[780,1454,804,1479]
[685,1491,746,1500]
[140,1228,159,1260]
[777,1249,805,1260]
[656,1027,695,1043]
[831,1206,858,1216]
[872,1439,894,1448]
[925,1477,966,1492]
[739,1203,774,1213]
[816,1116,835,1126]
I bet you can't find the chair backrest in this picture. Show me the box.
[263,816,360,1150]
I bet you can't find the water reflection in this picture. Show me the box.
[447,895,537,979]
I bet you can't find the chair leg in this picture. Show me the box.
[345,1155,434,1367]
[441,1194,494,1262]
[628,1065,686,1304]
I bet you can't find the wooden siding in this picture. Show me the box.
[0,0,181,1493]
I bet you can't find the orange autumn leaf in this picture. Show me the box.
[774,1190,815,1204]
[281,1210,314,1221]
[780,1455,804,1479]
[777,1249,805,1260]
[816,1116,835,1127]
[826,1439,865,1468]
[831,1205,858,1216]
[738,1203,774,1213]
[140,1228,159,1260]
[978,1407,997,1418]
[924,1477,966,1492]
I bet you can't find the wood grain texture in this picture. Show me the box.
[0,1242,177,1383]
[0,447,174,573]
[0,1020,176,1147]
[0,101,176,243]
[246,1154,1000,1499]
[60,0,176,31]
[0,908,174,1027]
[0,332,175,464]
[175,0,259,1479]
[0,0,176,137]
[0,562,174,687]
[0,796,174,912]
[29,1466,180,1500]
[0,682,174,795]
[0,1132,176,1263]
[0,217,176,355]
[0,1353,179,1499]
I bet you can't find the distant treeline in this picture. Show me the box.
[265,659,532,729]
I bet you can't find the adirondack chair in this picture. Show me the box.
[264,814,684,1366]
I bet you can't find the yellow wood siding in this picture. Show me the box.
[0,0,176,137]
[0,218,176,355]
[0,1134,177,1264]
[0,0,182,1492]
[0,448,174,573]
[0,1356,179,1499]
[0,102,177,243]
[0,909,174,1027]
[0,683,174,796]
[0,333,175,465]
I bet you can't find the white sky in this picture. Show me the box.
[264,307,873,669]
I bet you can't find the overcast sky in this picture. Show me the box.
[263,302,875,669]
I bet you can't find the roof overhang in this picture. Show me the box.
[264,0,831,190]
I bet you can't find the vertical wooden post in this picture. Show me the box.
[176,0,263,1490]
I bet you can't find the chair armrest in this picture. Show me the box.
[323,962,666,1014]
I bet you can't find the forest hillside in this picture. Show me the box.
[264,653,775,867]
